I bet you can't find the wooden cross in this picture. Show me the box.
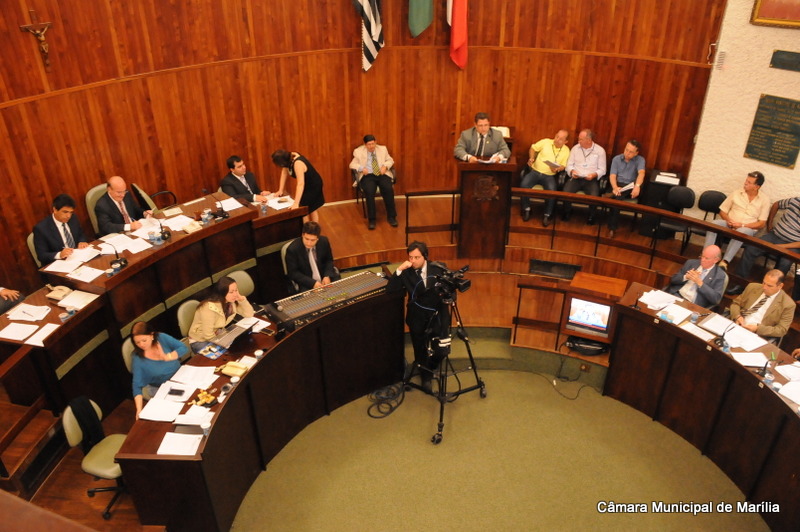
[20,10,53,71]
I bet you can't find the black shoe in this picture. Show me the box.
[368,220,376,230]
[522,209,531,222]
[587,215,596,226]
[542,214,551,227]
[388,217,398,227]
[726,284,743,296]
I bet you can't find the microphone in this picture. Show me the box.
[208,190,229,220]
[631,291,642,309]
[713,321,735,352]
[108,242,128,270]
[157,216,172,242]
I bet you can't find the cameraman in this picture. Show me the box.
[388,241,451,393]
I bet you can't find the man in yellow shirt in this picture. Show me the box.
[520,129,570,227]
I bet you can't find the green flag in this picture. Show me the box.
[409,0,433,37]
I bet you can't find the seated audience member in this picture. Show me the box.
[188,276,255,349]
[285,221,340,293]
[563,129,607,225]
[519,129,569,227]
[130,320,188,419]
[607,140,645,238]
[664,245,726,308]
[729,269,795,341]
[95,175,151,236]
[0,287,22,314]
[454,112,510,163]
[33,194,90,266]
[220,155,271,203]
[728,196,800,295]
[349,135,398,230]
[704,171,769,270]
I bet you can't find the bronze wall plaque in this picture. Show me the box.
[744,94,800,169]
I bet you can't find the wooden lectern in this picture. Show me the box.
[456,157,517,258]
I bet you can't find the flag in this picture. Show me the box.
[353,0,384,71]
[448,0,468,69]
[409,0,433,38]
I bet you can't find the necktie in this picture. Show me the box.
[240,175,253,193]
[476,134,485,157]
[371,153,380,175]
[741,295,769,317]
[309,248,322,282]
[118,200,131,224]
[416,268,425,288]
[63,223,75,248]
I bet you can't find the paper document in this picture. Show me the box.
[218,198,244,212]
[544,160,561,170]
[66,246,100,263]
[660,303,692,324]
[182,197,205,206]
[125,237,153,254]
[776,362,800,382]
[174,405,214,426]
[655,173,680,185]
[731,352,768,367]
[170,365,218,390]
[67,266,105,283]
[618,182,635,193]
[153,381,195,403]
[237,355,258,369]
[698,314,734,336]
[0,323,39,341]
[102,233,139,252]
[778,381,800,405]
[7,303,51,321]
[138,398,185,422]
[162,206,184,217]
[237,316,271,333]
[163,214,195,231]
[130,217,161,239]
[57,290,99,310]
[638,290,677,310]
[157,432,203,456]
[24,323,60,347]
[724,326,767,351]
[678,322,716,342]
[44,260,82,274]
[267,196,294,211]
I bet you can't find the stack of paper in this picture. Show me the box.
[638,290,677,310]
[138,398,185,422]
[157,432,203,455]
[731,352,768,367]
[267,196,294,211]
[776,362,800,382]
[174,405,214,426]
[779,381,800,405]
[67,266,105,283]
[7,303,50,321]
[170,365,218,390]
[57,290,99,310]
[0,323,39,341]
[25,323,60,347]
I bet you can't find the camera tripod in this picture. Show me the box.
[404,298,486,444]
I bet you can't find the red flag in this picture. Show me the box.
[449,0,467,69]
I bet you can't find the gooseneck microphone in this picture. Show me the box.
[208,190,229,220]
[108,242,128,270]
[157,216,172,241]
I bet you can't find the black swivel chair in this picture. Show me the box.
[687,190,727,242]
[651,185,696,255]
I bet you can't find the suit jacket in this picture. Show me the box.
[349,144,395,182]
[285,236,339,291]
[665,260,727,308]
[95,192,145,237]
[454,127,511,161]
[220,172,263,201]
[33,214,88,265]
[387,261,448,330]
[730,283,796,338]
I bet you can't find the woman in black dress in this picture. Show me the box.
[271,150,325,222]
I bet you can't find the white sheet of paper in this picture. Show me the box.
[163,215,195,231]
[237,356,258,369]
[7,303,51,321]
[776,362,800,382]
[43,259,82,273]
[678,322,716,342]
[130,218,161,239]
[725,326,767,351]
[731,352,768,367]
[638,290,677,311]
[157,432,203,455]
[66,246,100,263]
[778,381,800,405]
[67,266,105,283]
[57,290,99,310]
[0,323,40,341]
[170,365,219,390]
[173,405,214,426]
[218,197,244,212]
[103,233,138,252]
[661,303,692,324]
[125,237,153,254]
[24,323,60,347]
[267,196,294,210]
[138,398,185,422]
[153,381,195,403]
[698,314,734,336]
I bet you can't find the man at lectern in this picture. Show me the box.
[454,112,510,163]
[664,245,726,309]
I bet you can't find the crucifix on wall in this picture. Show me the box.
[20,10,53,71]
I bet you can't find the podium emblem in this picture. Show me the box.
[472,175,499,202]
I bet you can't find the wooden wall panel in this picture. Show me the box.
[0,0,724,293]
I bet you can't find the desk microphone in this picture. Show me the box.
[631,291,642,309]
[156,217,172,241]
[713,322,735,351]
[108,242,128,270]
[204,189,229,220]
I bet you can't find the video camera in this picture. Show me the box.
[430,263,471,304]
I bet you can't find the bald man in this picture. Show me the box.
[664,245,727,308]
[94,176,151,236]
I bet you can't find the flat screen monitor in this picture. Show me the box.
[565,297,612,337]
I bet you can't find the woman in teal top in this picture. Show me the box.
[131,321,188,419]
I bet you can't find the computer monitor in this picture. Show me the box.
[565,296,612,338]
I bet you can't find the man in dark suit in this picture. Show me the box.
[33,194,90,265]
[387,241,450,393]
[284,221,340,293]
[95,176,150,236]
[664,245,727,308]
[454,112,510,163]
[220,155,270,202]
[729,269,796,341]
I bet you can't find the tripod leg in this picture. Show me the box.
[450,301,487,398]
[431,357,447,445]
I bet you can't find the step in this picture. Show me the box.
[0,409,65,499]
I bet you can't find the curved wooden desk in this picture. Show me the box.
[116,289,405,531]
[607,283,800,532]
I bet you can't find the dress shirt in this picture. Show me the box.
[566,142,607,179]
[742,292,777,327]
[719,189,770,224]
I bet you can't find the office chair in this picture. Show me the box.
[85,184,108,236]
[227,270,255,299]
[27,232,41,268]
[687,190,727,241]
[63,397,127,520]
[281,240,301,294]
[651,185,696,255]
[177,299,200,341]
[351,165,397,219]
[131,182,177,211]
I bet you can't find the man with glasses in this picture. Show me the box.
[704,171,770,270]
[664,245,727,308]
[95,175,151,236]
[729,269,795,341]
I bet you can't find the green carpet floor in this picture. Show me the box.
[232,360,768,531]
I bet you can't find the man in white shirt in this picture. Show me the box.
[563,129,607,225]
